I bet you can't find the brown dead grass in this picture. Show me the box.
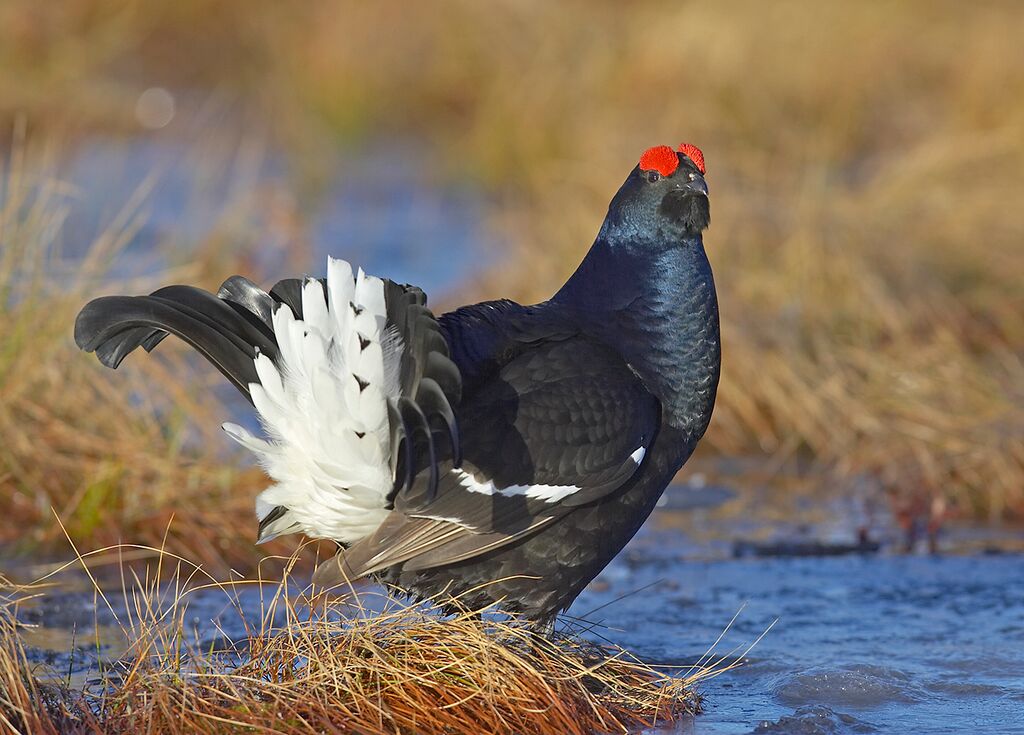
[1,547,713,735]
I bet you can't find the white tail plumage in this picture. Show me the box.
[223,257,401,544]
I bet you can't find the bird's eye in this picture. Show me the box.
[646,171,661,183]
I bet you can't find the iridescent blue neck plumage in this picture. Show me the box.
[551,234,721,437]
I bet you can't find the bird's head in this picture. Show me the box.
[601,143,710,244]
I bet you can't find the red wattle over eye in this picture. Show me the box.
[677,143,705,174]
[638,145,679,177]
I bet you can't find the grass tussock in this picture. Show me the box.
[0,607,61,735]
[1,547,710,735]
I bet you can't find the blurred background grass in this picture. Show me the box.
[1,0,1021,572]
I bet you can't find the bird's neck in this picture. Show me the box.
[552,235,721,437]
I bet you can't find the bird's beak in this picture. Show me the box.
[682,171,708,197]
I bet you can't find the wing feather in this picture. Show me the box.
[315,336,658,583]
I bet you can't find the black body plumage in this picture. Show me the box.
[74,146,720,626]
[385,228,720,622]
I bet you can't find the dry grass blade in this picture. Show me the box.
[0,609,63,735]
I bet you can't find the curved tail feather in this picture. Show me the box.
[74,287,279,401]
[74,257,461,546]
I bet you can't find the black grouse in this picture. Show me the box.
[75,143,720,627]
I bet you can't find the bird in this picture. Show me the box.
[74,143,720,628]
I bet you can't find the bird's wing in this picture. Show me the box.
[314,336,659,583]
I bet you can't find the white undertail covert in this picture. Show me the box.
[222,258,402,544]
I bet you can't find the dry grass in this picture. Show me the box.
[0,604,60,735]
[1,546,714,735]
[0,0,1021,573]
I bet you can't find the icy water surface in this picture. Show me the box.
[580,521,1024,734]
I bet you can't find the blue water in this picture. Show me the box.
[52,136,488,297]
[575,518,1024,734]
